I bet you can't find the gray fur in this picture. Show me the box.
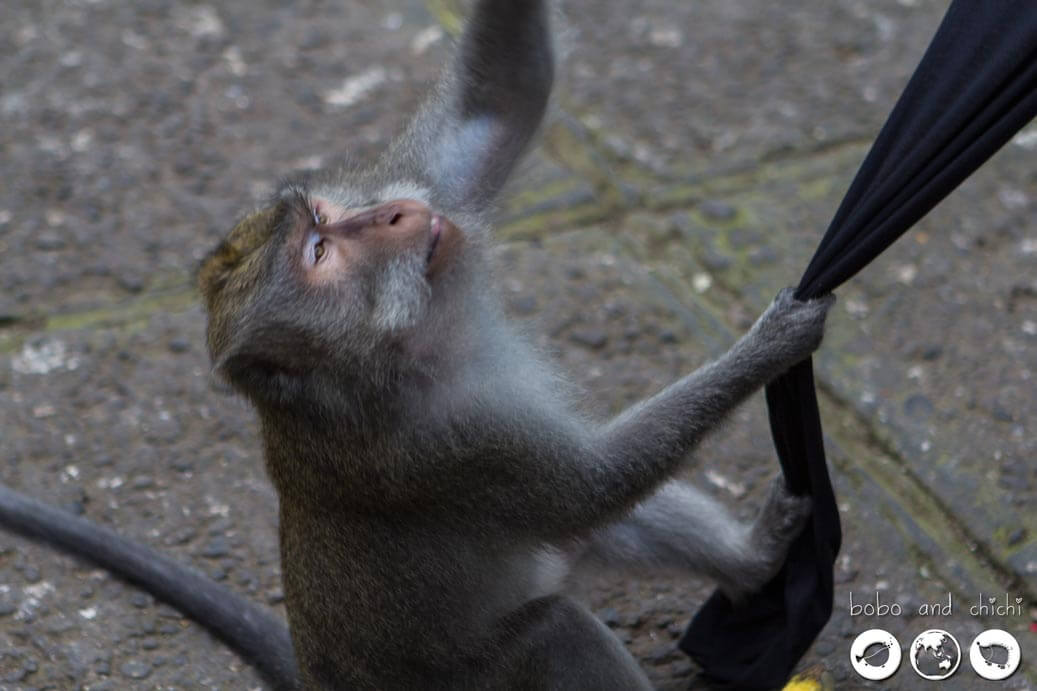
[207,2,833,688]
[0,2,834,690]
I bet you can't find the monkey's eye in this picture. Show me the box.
[305,231,328,265]
[312,207,328,226]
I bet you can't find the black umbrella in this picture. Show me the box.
[680,1,1037,687]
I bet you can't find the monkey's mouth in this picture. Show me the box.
[427,215,443,264]
[425,213,460,278]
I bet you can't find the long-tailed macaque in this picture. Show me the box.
[1,1,833,688]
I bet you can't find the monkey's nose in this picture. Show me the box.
[322,199,432,237]
[373,199,431,234]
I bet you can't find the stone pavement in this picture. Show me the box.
[1,0,1034,688]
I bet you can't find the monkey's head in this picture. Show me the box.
[197,175,484,407]
[198,4,554,410]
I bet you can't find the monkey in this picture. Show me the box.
[0,1,835,689]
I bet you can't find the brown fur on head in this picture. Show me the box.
[198,206,279,366]
[196,184,470,411]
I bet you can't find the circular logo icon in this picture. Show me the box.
[850,629,902,681]
[909,629,961,680]
[969,629,1021,680]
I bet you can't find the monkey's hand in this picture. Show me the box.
[745,287,835,374]
[724,477,812,602]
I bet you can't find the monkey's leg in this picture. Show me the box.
[578,478,810,600]
[485,595,653,691]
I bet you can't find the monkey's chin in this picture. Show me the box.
[426,214,460,278]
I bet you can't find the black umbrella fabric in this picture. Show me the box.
[680,1,1037,688]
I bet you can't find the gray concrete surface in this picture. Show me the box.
[1,0,1034,689]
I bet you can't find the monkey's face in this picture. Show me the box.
[198,183,468,402]
[296,193,462,334]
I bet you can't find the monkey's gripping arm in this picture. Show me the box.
[595,289,834,479]
[0,484,299,690]
[456,290,832,539]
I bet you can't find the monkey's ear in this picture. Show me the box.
[393,0,554,210]
[213,325,316,404]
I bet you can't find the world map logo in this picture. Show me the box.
[909,629,961,680]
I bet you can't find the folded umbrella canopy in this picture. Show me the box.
[680,1,1037,687]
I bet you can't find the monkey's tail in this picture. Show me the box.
[0,484,298,690]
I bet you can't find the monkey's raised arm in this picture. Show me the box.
[385,0,554,211]
[455,290,833,540]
